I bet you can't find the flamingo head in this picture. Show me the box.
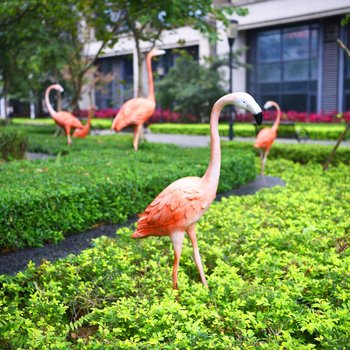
[149,48,166,58]
[232,92,263,125]
[52,84,64,93]
[264,101,274,110]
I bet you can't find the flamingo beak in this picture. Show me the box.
[254,112,263,125]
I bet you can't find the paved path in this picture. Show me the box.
[144,132,350,148]
[92,129,350,148]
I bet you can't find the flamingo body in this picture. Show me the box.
[73,107,95,138]
[112,98,155,132]
[255,100,281,175]
[132,92,263,289]
[255,127,276,150]
[132,177,214,238]
[45,84,83,145]
[111,48,165,151]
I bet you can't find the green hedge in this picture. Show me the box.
[0,128,28,161]
[0,159,349,349]
[0,134,256,250]
[222,141,350,166]
[149,122,350,141]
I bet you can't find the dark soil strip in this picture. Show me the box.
[0,175,284,276]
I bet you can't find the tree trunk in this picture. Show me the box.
[323,124,350,171]
[135,35,143,97]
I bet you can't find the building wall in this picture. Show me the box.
[82,0,350,113]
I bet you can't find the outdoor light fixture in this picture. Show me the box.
[227,19,238,140]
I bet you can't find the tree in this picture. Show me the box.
[0,0,127,114]
[107,0,248,97]
[156,53,227,122]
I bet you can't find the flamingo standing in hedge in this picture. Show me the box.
[73,105,96,138]
[255,100,281,175]
[111,48,165,151]
[45,84,83,145]
[131,92,263,289]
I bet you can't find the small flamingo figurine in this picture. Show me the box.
[73,105,96,138]
[132,92,263,289]
[255,100,281,175]
[111,48,165,151]
[45,84,83,145]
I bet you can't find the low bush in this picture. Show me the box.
[0,159,349,348]
[0,133,256,250]
[149,122,350,141]
[223,141,350,166]
[0,127,28,161]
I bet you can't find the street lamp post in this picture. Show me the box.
[227,19,238,140]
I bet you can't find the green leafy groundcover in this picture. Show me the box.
[0,130,255,250]
[0,159,349,349]
[149,122,350,141]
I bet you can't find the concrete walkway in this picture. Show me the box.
[144,132,350,148]
[94,129,350,148]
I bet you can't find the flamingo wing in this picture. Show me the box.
[134,177,214,237]
[112,98,155,131]
[255,127,276,149]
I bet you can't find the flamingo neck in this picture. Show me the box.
[271,102,281,132]
[87,108,94,125]
[146,53,155,102]
[203,94,233,188]
[45,86,57,118]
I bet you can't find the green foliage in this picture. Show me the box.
[0,126,255,250]
[156,55,227,121]
[149,122,350,141]
[223,141,350,166]
[0,127,28,161]
[0,159,349,349]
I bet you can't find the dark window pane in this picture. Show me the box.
[311,29,318,57]
[310,58,318,80]
[283,27,309,60]
[345,93,350,111]
[257,33,281,62]
[283,81,308,92]
[282,94,307,111]
[258,63,281,82]
[310,95,317,111]
[259,83,280,93]
[284,60,309,81]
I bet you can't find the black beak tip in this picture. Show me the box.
[254,112,263,125]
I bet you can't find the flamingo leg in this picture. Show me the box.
[169,231,185,289]
[133,124,142,151]
[186,224,208,287]
[261,148,270,175]
[65,126,72,146]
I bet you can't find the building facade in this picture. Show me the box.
[83,0,350,115]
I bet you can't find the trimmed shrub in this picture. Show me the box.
[149,122,349,141]
[0,128,28,161]
[222,141,350,166]
[0,137,256,250]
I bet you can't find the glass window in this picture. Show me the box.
[284,60,309,81]
[283,27,309,60]
[248,23,319,113]
[258,32,281,62]
[258,63,281,82]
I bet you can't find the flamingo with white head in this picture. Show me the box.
[131,92,263,289]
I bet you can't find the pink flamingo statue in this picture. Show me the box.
[255,100,281,175]
[111,48,165,151]
[132,92,263,289]
[73,105,96,138]
[45,84,83,145]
